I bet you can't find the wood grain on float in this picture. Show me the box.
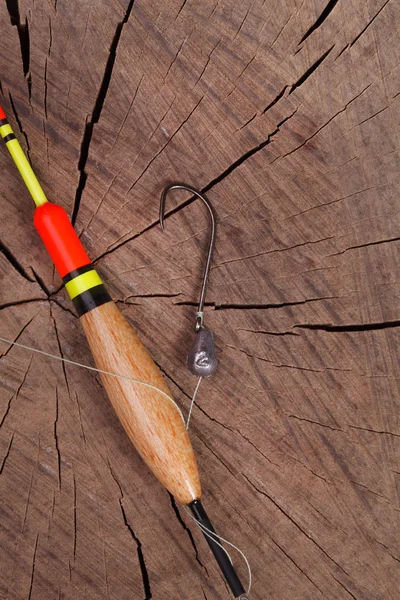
[81,300,201,505]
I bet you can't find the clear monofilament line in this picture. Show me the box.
[0,336,200,427]
[186,376,202,429]
[0,335,250,595]
[183,506,252,597]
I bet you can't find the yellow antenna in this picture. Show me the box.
[0,106,48,207]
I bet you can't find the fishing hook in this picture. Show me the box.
[159,183,218,377]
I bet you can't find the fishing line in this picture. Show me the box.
[186,375,202,429]
[0,335,252,595]
[183,506,252,598]
[0,104,250,596]
[0,336,194,426]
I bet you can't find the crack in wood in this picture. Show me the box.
[22,436,40,532]
[295,320,400,332]
[105,460,152,598]
[269,8,294,49]
[243,474,350,577]
[54,386,61,489]
[50,298,77,318]
[74,391,86,444]
[227,343,345,373]
[282,185,380,221]
[298,0,340,45]
[348,479,389,502]
[5,0,31,99]
[238,112,257,130]
[71,0,136,225]
[263,86,289,114]
[278,84,371,160]
[43,16,52,119]
[170,295,340,312]
[176,0,188,17]
[201,585,209,600]
[50,306,72,401]
[106,457,123,496]
[163,35,188,82]
[22,471,34,531]
[214,296,338,311]
[124,293,182,302]
[82,73,146,235]
[269,533,325,596]
[328,236,400,257]
[237,328,299,337]
[192,399,235,433]
[31,267,51,296]
[331,574,359,600]
[235,423,281,466]
[0,354,33,429]
[1,238,34,282]
[198,434,237,478]
[372,536,400,565]
[174,301,214,309]
[0,313,36,358]
[335,43,350,61]
[264,45,334,114]
[307,501,334,526]
[0,431,15,474]
[288,46,334,95]
[125,94,204,196]
[73,473,77,560]
[352,105,388,128]
[27,533,39,600]
[8,91,31,155]
[93,109,299,264]
[211,235,335,269]
[350,0,391,48]
[168,493,208,573]
[288,415,344,432]
[119,501,152,599]
[348,425,400,439]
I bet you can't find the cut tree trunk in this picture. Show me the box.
[1,1,400,599]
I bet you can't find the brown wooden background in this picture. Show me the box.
[1,1,400,598]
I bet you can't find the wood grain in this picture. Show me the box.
[81,300,201,505]
[1,0,400,599]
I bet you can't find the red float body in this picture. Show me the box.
[34,203,91,278]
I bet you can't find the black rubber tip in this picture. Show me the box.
[189,499,246,598]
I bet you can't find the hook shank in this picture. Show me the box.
[159,183,216,331]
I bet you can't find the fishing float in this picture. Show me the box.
[0,106,248,599]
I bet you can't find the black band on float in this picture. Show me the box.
[72,284,112,317]
[0,118,8,127]
[3,133,16,143]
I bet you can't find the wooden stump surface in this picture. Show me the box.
[1,1,400,598]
